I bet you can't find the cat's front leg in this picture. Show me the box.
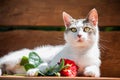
[27,62,48,76]
[83,65,100,77]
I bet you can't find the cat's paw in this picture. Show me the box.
[26,63,48,76]
[0,69,2,76]
[26,68,39,77]
[84,65,100,77]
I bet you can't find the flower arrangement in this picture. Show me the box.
[20,52,78,77]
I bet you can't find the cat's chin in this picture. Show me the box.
[72,40,92,48]
[76,37,87,43]
[77,39,84,42]
[72,41,87,48]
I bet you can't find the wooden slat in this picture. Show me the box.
[0,30,64,56]
[0,0,120,26]
[0,30,120,77]
[0,76,120,80]
[100,31,120,77]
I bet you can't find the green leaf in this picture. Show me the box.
[38,71,45,76]
[57,59,65,71]
[44,59,65,76]
[24,63,35,71]
[29,52,43,67]
[20,56,29,66]
[45,65,57,76]
[55,72,61,77]
[45,71,56,76]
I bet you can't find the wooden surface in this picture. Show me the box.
[0,76,120,80]
[0,0,120,78]
[0,0,120,26]
[0,30,120,77]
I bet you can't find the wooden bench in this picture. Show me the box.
[0,0,120,80]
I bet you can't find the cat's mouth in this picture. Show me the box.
[77,38,84,42]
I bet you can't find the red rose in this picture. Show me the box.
[60,59,78,77]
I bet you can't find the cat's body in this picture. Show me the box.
[0,9,101,77]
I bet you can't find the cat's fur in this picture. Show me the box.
[0,8,101,77]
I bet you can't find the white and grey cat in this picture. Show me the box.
[0,8,101,77]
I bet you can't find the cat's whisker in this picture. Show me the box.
[99,44,106,53]
[99,38,110,54]
[100,35,110,42]
[100,39,110,43]
[57,37,63,40]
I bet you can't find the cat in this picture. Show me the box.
[0,8,101,77]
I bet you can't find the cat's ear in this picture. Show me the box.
[63,12,73,28]
[86,8,98,26]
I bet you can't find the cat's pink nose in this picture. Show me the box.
[77,34,82,38]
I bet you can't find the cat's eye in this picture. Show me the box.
[83,27,91,32]
[70,27,77,32]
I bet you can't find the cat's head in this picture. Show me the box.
[63,8,99,48]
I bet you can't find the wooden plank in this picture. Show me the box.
[100,31,120,77]
[0,76,120,80]
[0,0,119,26]
[0,30,120,77]
[0,30,64,57]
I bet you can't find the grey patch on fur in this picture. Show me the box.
[82,19,97,35]
[1,64,14,75]
[1,64,7,75]
[83,19,88,24]
[64,28,70,34]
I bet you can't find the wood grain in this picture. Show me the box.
[0,76,120,80]
[0,0,120,26]
[100,31,120,77]
[0,30,119,77]
[0,30,64,56]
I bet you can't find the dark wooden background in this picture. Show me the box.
[0,0,120,77]
[0,0,120,26]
